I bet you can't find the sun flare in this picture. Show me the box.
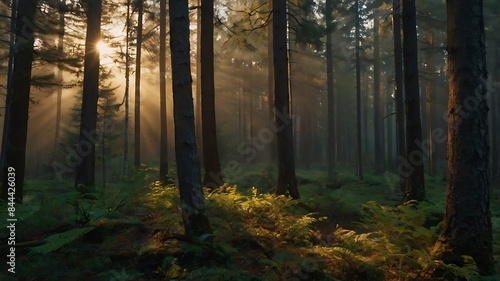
[96,41,112,55]
[96,41,114,65]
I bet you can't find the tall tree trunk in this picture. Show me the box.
[123,0,131,176]
[363,72,369,161]
[268,0,276,162]
[434,0,494,274]
[0,0,39,201]
[373,10,384,174]
[169,0,212,238]
[491,47,500,182]
[195,0,203,164]
[299,86,311,168]
[402,0,424,201]
[0,0,17,191]
[74,0,102,189]
[288,32,296,160]
[273,0,299,199]
[159,0,168,181]
[249,57,255,145]
[355,0,363,179]
[425,30,437,176]
[386,84,394,166]
[53,3,64,162]
[393,0,406,192]
[134,0,143,167]
[419,54,427,147]
[201,0,223,188]
[238,87,243,145]
[325,0,335,179]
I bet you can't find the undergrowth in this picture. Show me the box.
[0,170,498,281]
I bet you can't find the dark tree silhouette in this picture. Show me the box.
[393,0,406,193]
[273,0,299,199]
[0,0,40,202]
[201,0,223,189]
[53,3,65,162]
[373,9,384,174]
[159,0,168,181]
[134,0,143,167]
[74,0,102,189]
[169,0,212,238]
[325,0,336,180]
[267,0,276,162]
[433,0,494,274]
[123,0,131,176]
[424,30,438,176]
[402,0,425,201]
[355,0,363,180]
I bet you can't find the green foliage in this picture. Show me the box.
[331,200,482,280]
[207,186,322,246]
[327,246,384,281]
[360,200,436,249]
[96,268,144,281]
[68,191,99,226]
[187,266,255,281]
[29,226,95,255]
[236,169,276,193]
[9,172,499,280]
[260,252,304,280]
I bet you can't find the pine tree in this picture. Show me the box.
[0,0,40,202]
[201,0,223,189]
[401,0,425,202]
[169,0,212,238]
[273,0,299,199]
[433,0,494,274]
[74,0,102,189]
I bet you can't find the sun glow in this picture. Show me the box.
[96,41,114,65]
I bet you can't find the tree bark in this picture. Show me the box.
[195,0,203,165]
[386,84,394,166]
[201,0,223,188]
[492,47,500,182]
[373,10,384,174]
[159,0,168,181]
[273,0,299,199]
[123,0,131,176]
[74,0,102,189]
[134,0,143,167]
[425,30,438,176]
[53,3,64,162]
[355,0,363,179]
[0,0,39,201]
[434,0,494,274]
[325,0,335,179]
[393,0,406,193]
[402,0,425,201]
[0,0,17,194]
[268,0,276,162]
[169,0,212,238]
[299,84,311,168]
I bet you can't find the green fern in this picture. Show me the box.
[29,226,95,255]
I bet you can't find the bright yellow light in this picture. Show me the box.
[96,41,112,56]
[96,41,114,65]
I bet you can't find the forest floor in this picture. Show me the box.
[0,165,499,281]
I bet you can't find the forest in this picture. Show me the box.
[0,0,499,280]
